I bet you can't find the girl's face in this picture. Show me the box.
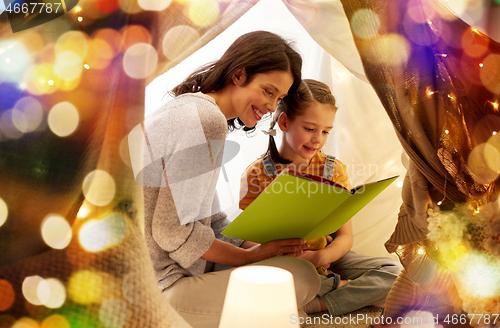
[279,102,336,161]
[231,70,294,127]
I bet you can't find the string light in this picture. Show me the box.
[48,80,54,85]
[490,101,499,111]
[75,6,82,13]
[84,64,90,69]
[493,131,498,136]
[479,63,484,67]
[445,129,449,134]
[78,17,83,22]
[418,248,425,255]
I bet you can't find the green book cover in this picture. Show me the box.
[221,172,398,244]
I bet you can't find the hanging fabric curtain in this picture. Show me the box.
[0,1,256,326]
[284,0,500,320]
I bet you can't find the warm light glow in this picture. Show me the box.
[85,38,113,70]
[162,25,200,61]
[78,213,127,252]
[77,207,89,218]
[440,54,448,57]
[24,63,58,95]
[418,248,425,255]
[371,34,410,67]
[54,51,83,81]
[187,0,220,28]
[445,129,449,134]
[427,90,435,96]
[0,197,8,228]
[138,0,172,11]
[75,6,82,12]
[11,317,39,328]
[398,246,403,250]
[41,214,72,249]
[122,43,158,79]
[492,102,499,111]
[397,181,403,188]
[494,131,498,135]
[351,9,380,39]
[41,314,70,328]
[458,253,500,298]
[43,278,67,309]
[55,31,88,60]
[479,63,484,67]
[0,279,15,311]
[468,143,499,184]
[48,102,80,137]
[120,25,152,51]
[84,64,90,69]
[484,137,500,173]
[99,299,129,328]
[219,266,297,328]
[67,270,103,304]
[22,276,48,305]
[48,80,54,85]
[82,170,116,206]
[437,201,443,205]
[78,16,83,22]
[480,55,500,94]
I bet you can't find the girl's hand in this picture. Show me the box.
[245,238,308,264]
[298,250,330,268]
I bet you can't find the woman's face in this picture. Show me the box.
[231,70,294,128]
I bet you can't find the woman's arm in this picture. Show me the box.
[201,238,308,267]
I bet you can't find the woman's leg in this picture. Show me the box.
[319,251,402,316]
[163,257,321,328]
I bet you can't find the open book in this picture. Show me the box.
[222,171,398,244]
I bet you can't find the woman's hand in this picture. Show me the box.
[244,238,308,264]
[298,250,330,268]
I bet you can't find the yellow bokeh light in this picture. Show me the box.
[351,9,380,39]
[43,278,67,309]
[485,134,500,173]
[58,77,81,91]
[187,0,219,28]
[480,54,500,94]
[99,299,129,328]
[372,34,410,67]
[0,197,8,228]
[22,276,48,306]
[55,31,88,60]
[41,214,72,250]
[461,29,489,58]
[67,270,102,304]
[12,96,44,133]
[162,25,200,61]
[54,51,83,81]
[41,315,70,328]
[82,170,116,206]
[48,102,80,137]
[18,31,45,55]
[122,43,158,79]
[77,206,90,218]
[11,317,40,328]
[23,63,59,95]
[85,38,113,70]
[467,143,499,184]
[138,0,172,11]
[93,28,122,57]
[458,253,500,298]
[0,279,15,311]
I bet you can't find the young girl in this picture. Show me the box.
[142,31,320,328]
[239,79,402,316]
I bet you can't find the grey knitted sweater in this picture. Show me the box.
[143,93,243,291]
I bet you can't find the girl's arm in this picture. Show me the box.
[201,238,308,267]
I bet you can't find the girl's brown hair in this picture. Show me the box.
[171,31,302,132]
[266,79,338,164]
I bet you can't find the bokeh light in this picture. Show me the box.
[458,253,500,298]
[23,63,59,95]
[0,110,24,139]
[54,51,83,81]
[17,32,45,56]
[162,25,200,61]
[67,270,102,304]
[82,170,116,206]
[43,278,66,309]
[138,0,172,11]
[119,136,132,167]
[22,276,48,306]
[93,28,122,58]
[485,134,500,173]
[93,0,120,13]
[461,29,489,58]
[119,0,143,14]
[351,9,380,39]
[12,97,44,133]
[446,0,467,18]
[0,279,15,311]
[187,0,220,28]
[11,317,40,328]
[85,38,114,70]
[41,214,72,250]
[41,314,70,328]
[55,31,88,60]
[99,299,129,328]
[467,143,499,184]
[48,102,80,137]
[480,54,500,94]
[0,40,32,82]
[0,197,8,228]
[120,25,152,51]
[122,43,158,79]
[372,34,410,67]
[78,213,126,252]
[406,0,437,24]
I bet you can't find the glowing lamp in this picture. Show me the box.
[219,266,298,328]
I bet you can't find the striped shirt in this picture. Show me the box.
[239,152,352,210]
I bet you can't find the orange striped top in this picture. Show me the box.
[239,152,352,210]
